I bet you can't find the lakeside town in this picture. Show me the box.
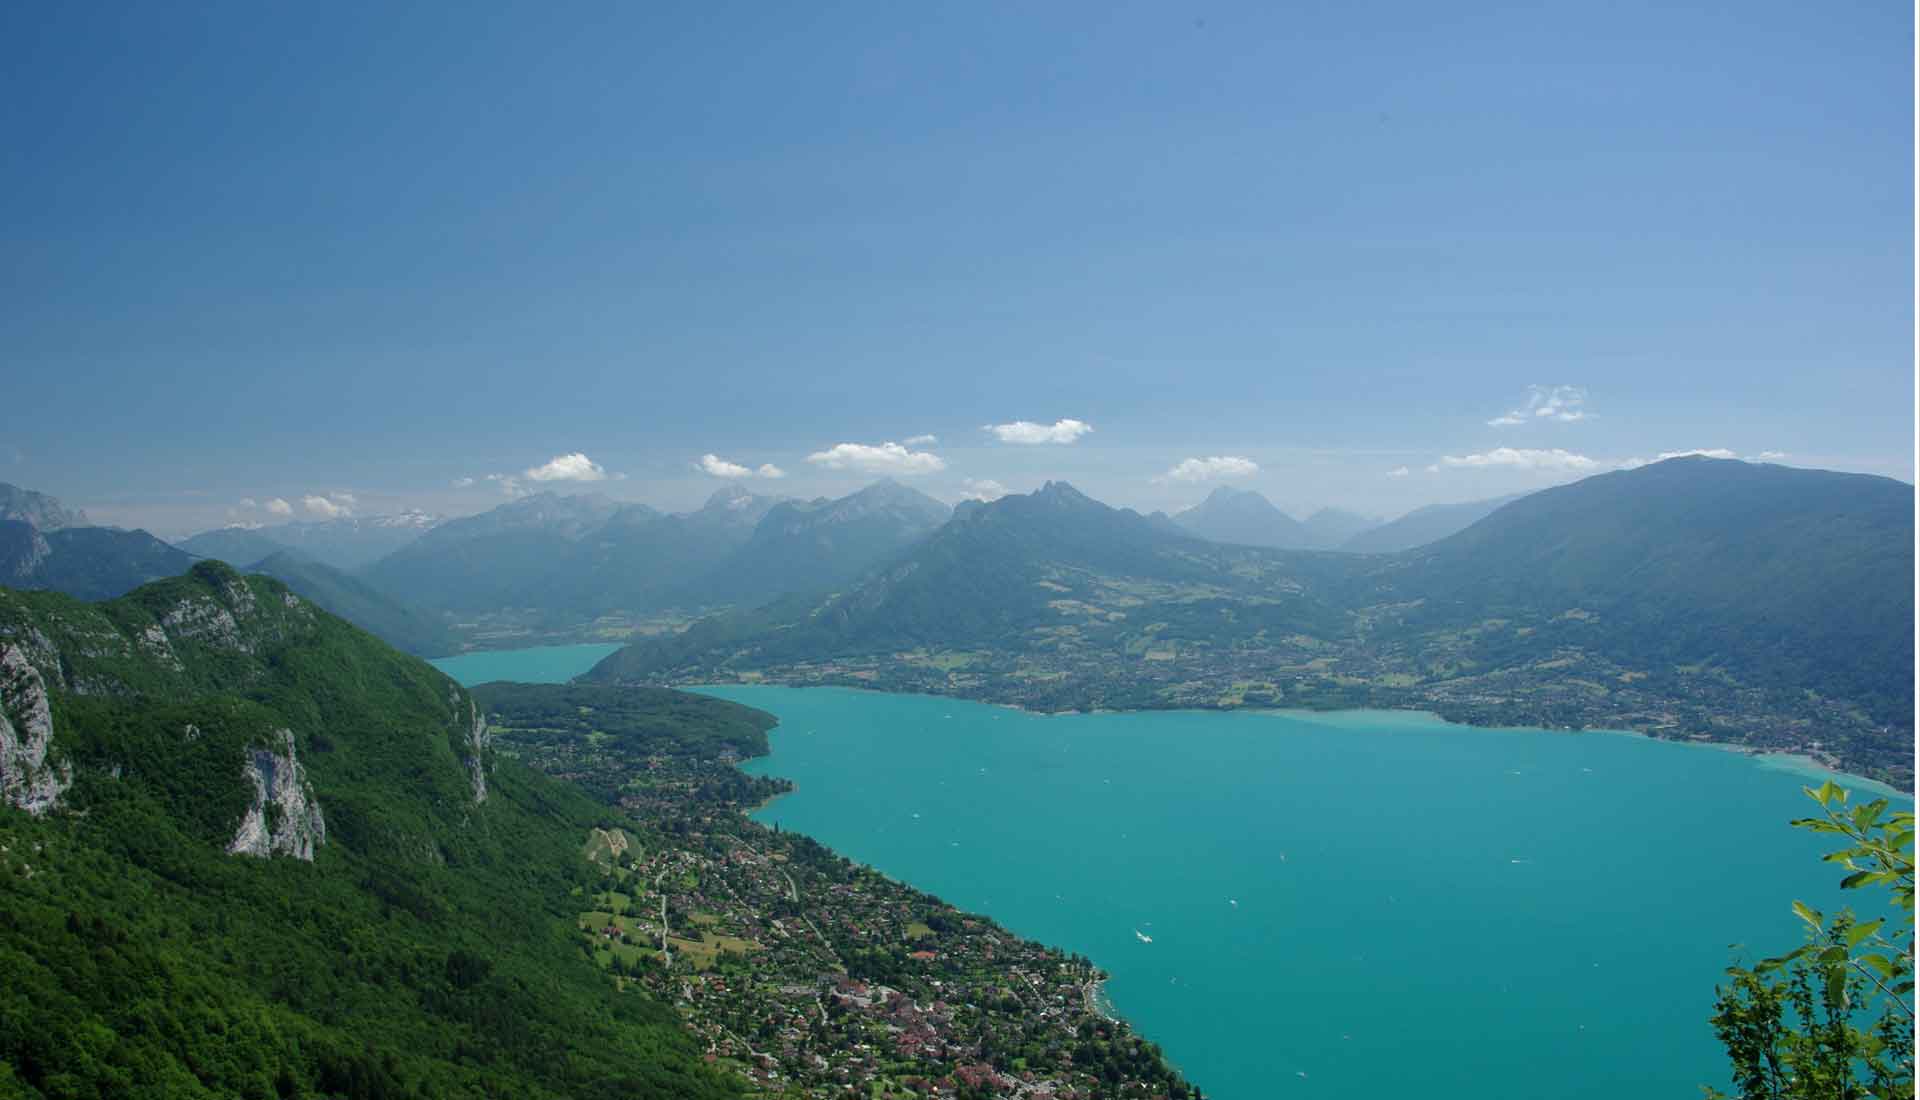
[486,684,1199,1099]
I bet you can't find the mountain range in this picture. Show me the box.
[587,458,1916,788]
[0,483,195,601]
[1170,487,1444,551]
[0,483,88,531]
[360,480,949,621]
[11,461,1914,790]
[179,511,441,571]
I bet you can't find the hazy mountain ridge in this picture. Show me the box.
[361,482,946,622]
[1339,493,1527,553]
[590,459,1915,787]
[683,479,951,609]
[246,550,459,657]
[0,482,87,531]
[1172,486,1317,549]
[1172,488,1382,551]
[1,519,197,602]
[180,511,440,571]
[1301,507,1381,548]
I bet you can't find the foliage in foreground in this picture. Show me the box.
[1708,781,1914,1099]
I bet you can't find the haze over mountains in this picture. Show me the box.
[179,511,439,571]
[5,459,1914,789]
[360,481,949,621]
[0,482,195,600]
[589,458,1916,788]
[1170,486,1497,552]
[1339,494,1527,553]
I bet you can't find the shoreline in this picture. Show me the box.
[692,682,1912,798]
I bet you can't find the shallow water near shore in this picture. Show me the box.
[429,642,620,685]
[696,684,1908,1100]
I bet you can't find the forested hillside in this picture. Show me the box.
[0,563,740,1098]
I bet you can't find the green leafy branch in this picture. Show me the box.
[1707,781,1915,1100]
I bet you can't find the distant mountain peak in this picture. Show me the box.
[1035,481,1093,503]
[704,484,759,509]
[1172,486,1312,549]
[0,482,88,531]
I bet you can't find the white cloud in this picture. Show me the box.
[958,478,1008,502]
[523,452,607,482]
[1488,385,1589,427]
[264,497,293,516]
[1438,447,1600,472]
[903,434,938,447]
[239,497,257,509]
[1385,466,1411,478]
[328,491,357,507]
[451,477,475,489]
[302,495,348,519]
[805,441,946,475]
[699,454,753,479]
[698,454,786,480]
[1155,456,1261,483]
[1757,450,1789,461]
[984,418,1094,445]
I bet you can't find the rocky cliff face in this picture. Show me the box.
[226,728,326,861]
[0,645,71,815]
[0,523,52,583]
[454,690,490,804]
[0,482,88,531]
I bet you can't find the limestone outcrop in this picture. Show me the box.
[0,644,69,815]
[226,728,327,861]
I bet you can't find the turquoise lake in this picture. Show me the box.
[691,684,1909,1100]
[429,642,621,686]
[423,642,1910,1099]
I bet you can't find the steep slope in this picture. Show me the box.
[1,520,197,600]
[1172,487,1315,549]
[687,479,951,608]
[1383,457,1915,725]
[0,482,87,530]
[0,562,741,1098]
[248,550,457,657]
[1339,493,1527,553]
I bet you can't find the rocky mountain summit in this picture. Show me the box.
[0,482,87,531]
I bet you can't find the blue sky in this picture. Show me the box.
[3,1,1911,535]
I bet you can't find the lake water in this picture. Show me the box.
[683,684,1910,1100]
[429,642,620,686]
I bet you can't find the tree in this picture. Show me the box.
[1708,780,1914,1099]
